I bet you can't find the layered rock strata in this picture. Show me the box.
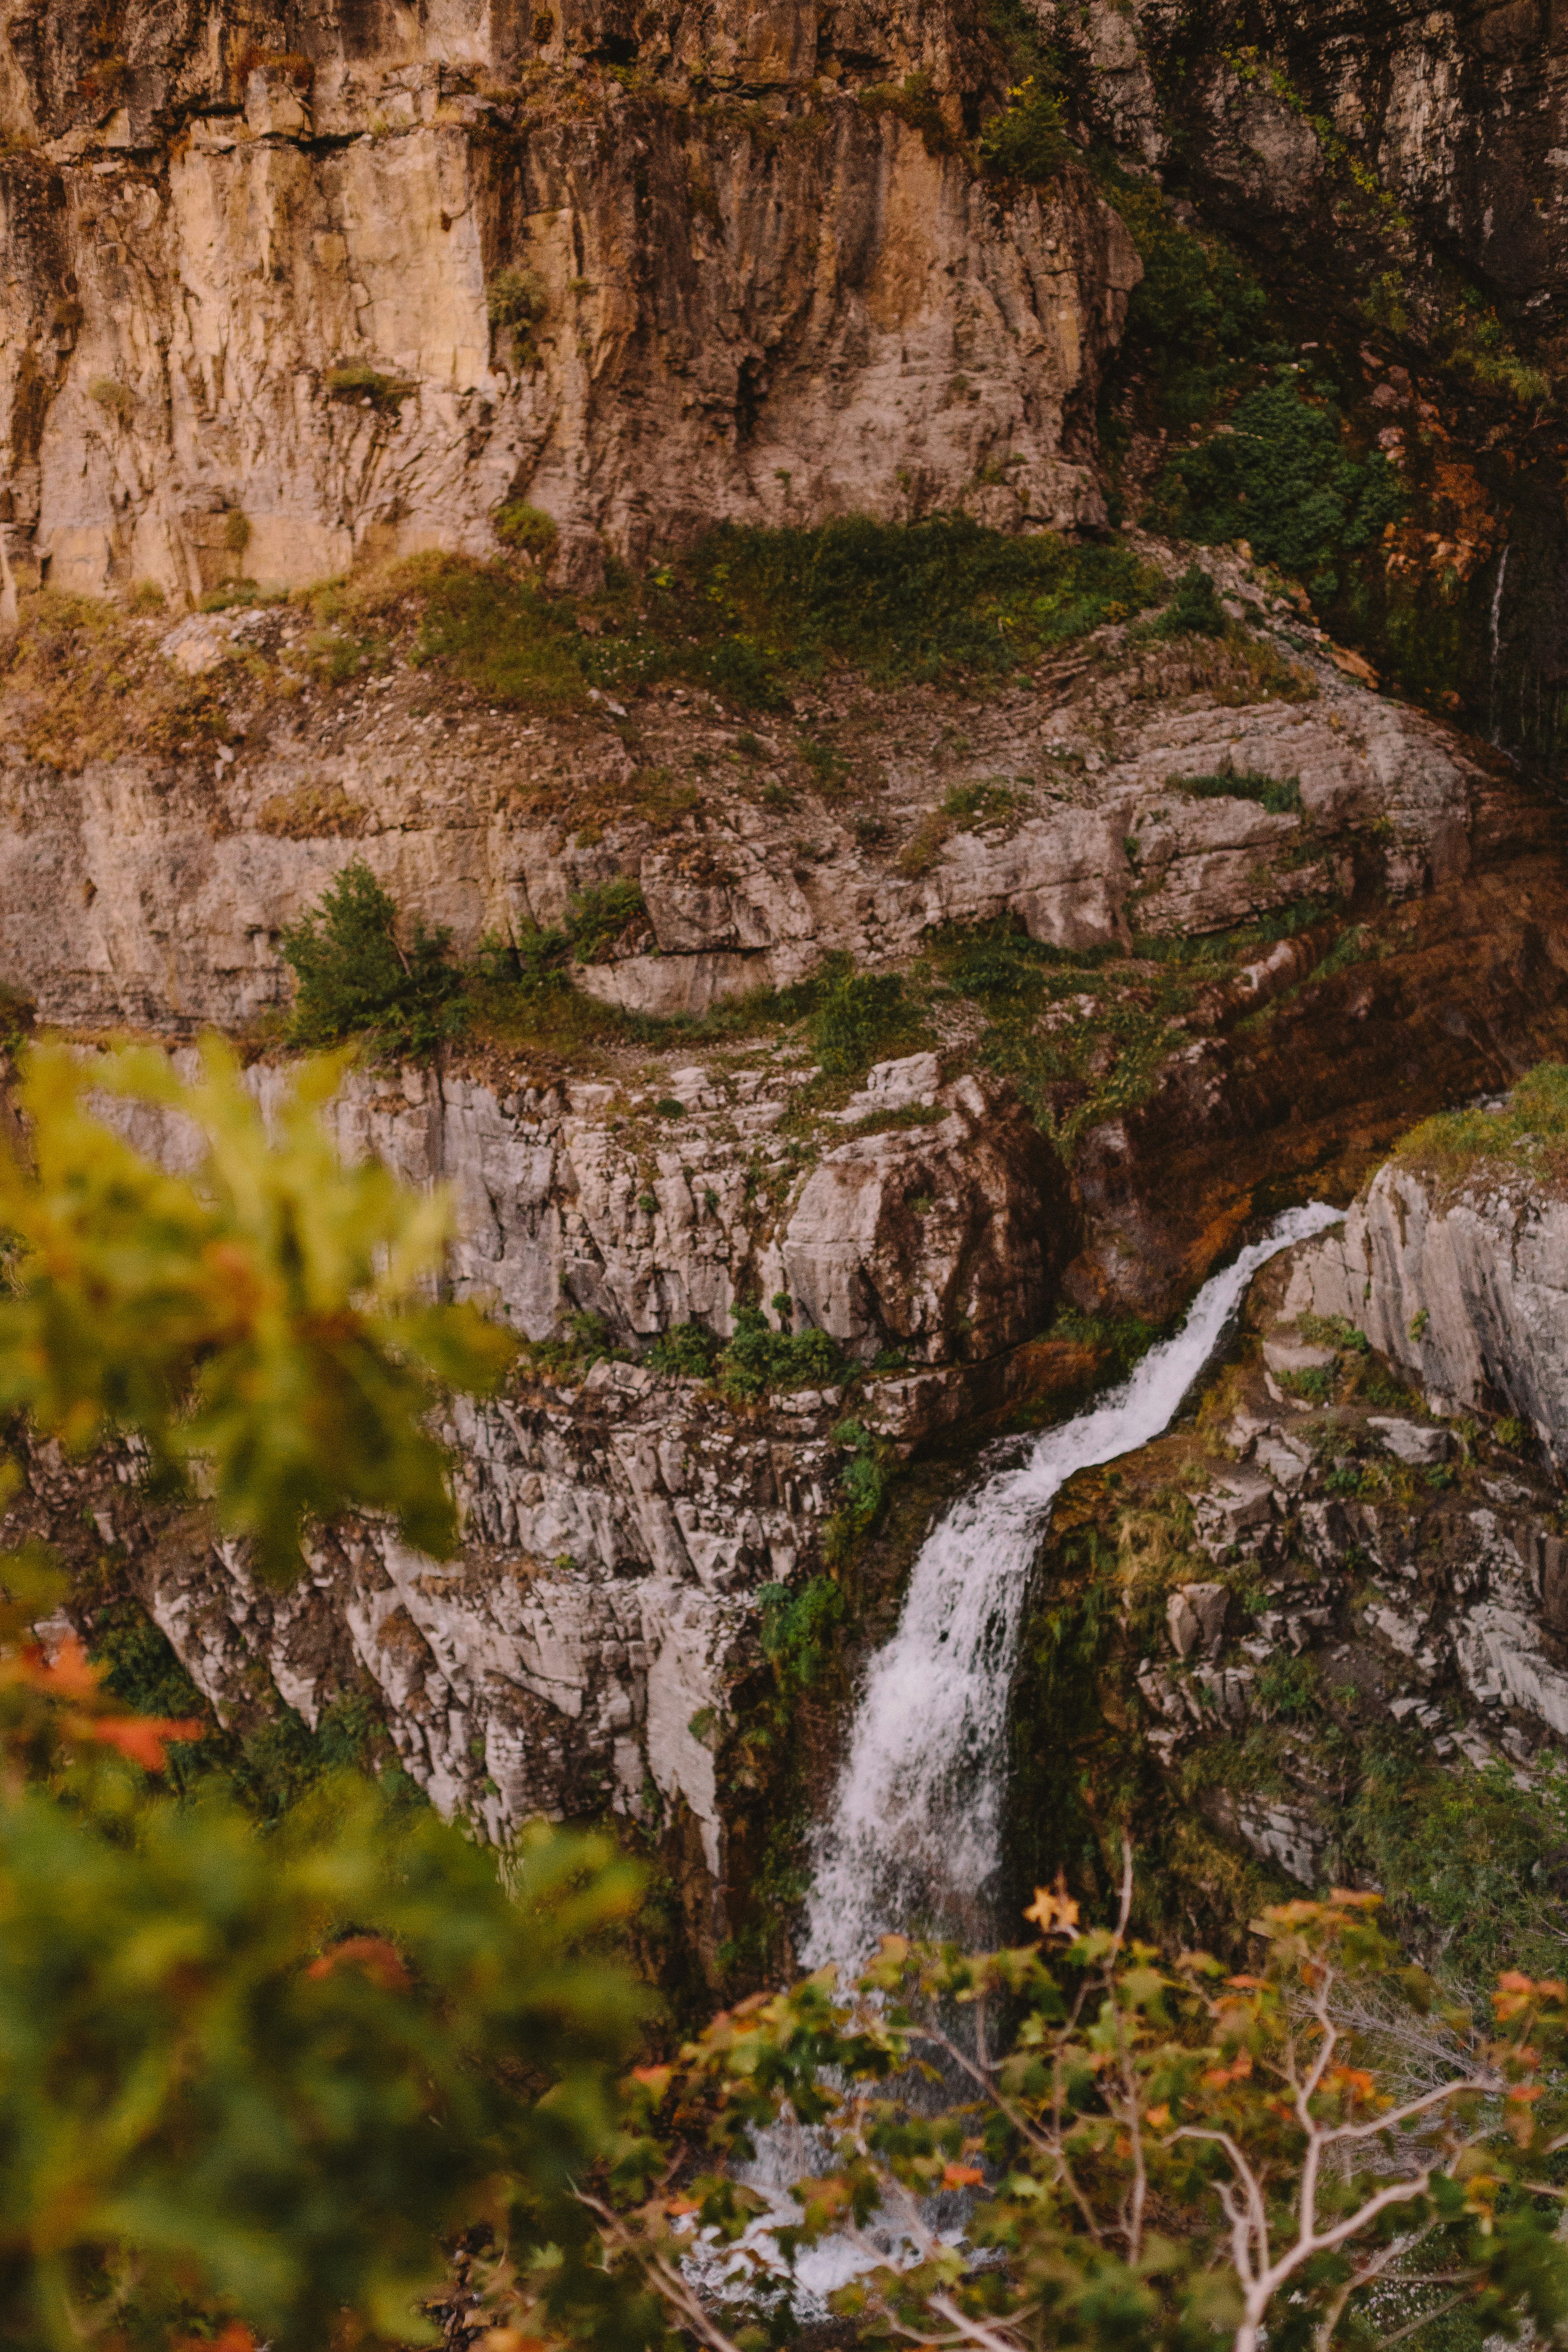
[0,0,1136,600]
[1286,1161,1568,1469]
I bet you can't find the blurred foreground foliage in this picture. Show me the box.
[0,1041,656,2352]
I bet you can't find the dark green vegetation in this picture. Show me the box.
[1155,375,1406,605]
[1109,177,1280,431]
[643,1305,845,1400]
[1173,764,1304,816]
[280,860,468,1058]
[87,1593,416,1822]
[1148,562,1228,639]
[322,518,1165,719]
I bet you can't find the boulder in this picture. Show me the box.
[782,1073,1075,1365]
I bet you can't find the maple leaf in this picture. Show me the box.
[1024,1881,1081,1936]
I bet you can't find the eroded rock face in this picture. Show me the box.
[0,565,1498,1031]
[1010,1248,1568,1924]
[782,1069,1074,1363]
[0,0,1137,601]
[18,1345,841,1923]
[1286,1164,1568,1467]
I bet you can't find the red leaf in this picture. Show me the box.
[306,1935,411,1991]
[90,1713,205,1771]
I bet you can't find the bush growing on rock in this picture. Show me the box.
[1156,376,1406,601]
[281,859,469,1061]
[1152,563,1228,640]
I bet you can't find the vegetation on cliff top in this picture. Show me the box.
[1395,1060,1568,1194]
[300,516,1167,715]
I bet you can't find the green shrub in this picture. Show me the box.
[486,266,548,339]
[0,1041,514,1580]
[978,76,1073,180]
[808,966,919,1075]
[644,1320,721,1378]
[1152,563,1228,640]
[1156,377,1406,599]
[563,876,648,964]
[0,1771,644,2351]
[758,1575,845,1690]
[493,501,558,562]
[280,861,469,1060]
[1110,181,1278,426]
[323,358,414,410]
[1172,763,1303,815]
[717,1307,845,1401]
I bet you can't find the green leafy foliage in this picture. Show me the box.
[281,860,468,1058]
[808,965,924,1075]
[643,1320,721,1379]
[978,77,1073,180]
[587,1890,1568,2352]
[715,1306,845,1402]
[564,876,649,964]
[821,1416,892,1568]
[493,500,558,560]
[757,1575,846,1691]
[0,1040,515,1579]
[0,1777,646,2352]
[1156,377,1406,598]
[1111,182,1278,426]
[1151,562,1228,639]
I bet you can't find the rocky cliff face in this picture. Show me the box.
[0,0,1136,602]
[1286,1153,1568,1467]
[1008,1225,1568,1960]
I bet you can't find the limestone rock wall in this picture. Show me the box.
[0,0,1138,602]
[1286,1165,1568,1467]
[0,572,1482,1032]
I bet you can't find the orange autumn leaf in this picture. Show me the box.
[306,1935,411,1992]
[1024,1885,1081,1936]
[176,2326,255,2352]
[89,1712,205,1771]
[28,1632,102,1701]
[1328,2066,1378,2101]
[942,2163,985,2189]
[665,2196,701,2217]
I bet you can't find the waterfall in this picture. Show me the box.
[801,1201,1344,1969]
[1488,544,1510,744]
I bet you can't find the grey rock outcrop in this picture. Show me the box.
[782,1069,1074,1363]
[1285,1165,1568,1466]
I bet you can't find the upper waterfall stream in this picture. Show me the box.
[802,1202,1343,1968]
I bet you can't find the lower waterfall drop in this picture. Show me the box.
[802,1201,1344,1969]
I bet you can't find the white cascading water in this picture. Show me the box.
[802,1201,1344,1969]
